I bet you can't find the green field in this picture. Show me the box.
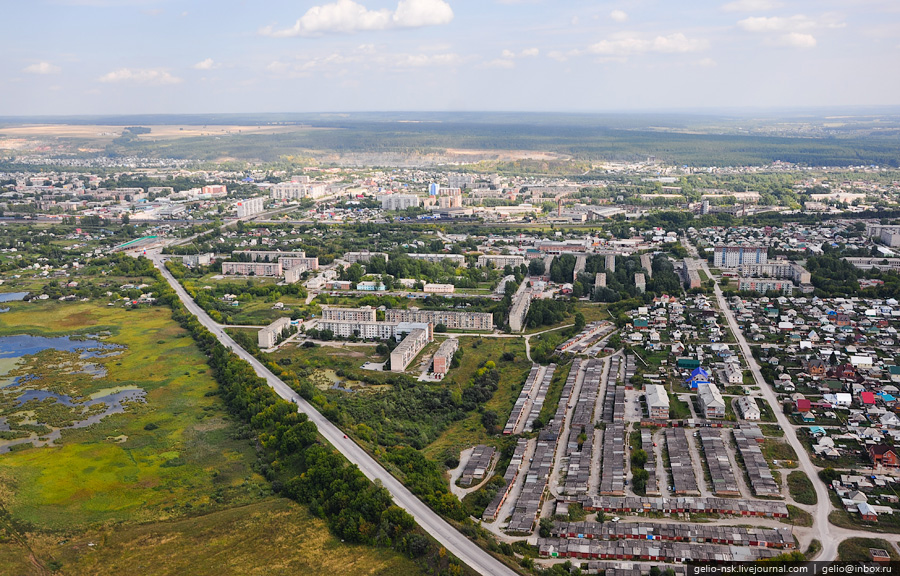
[0,299,421,575]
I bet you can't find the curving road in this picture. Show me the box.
[150,252,519,576]
[683,239,838,559]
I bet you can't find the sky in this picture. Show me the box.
[2,0,900,115]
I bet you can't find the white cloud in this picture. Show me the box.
[193,58,217,70]
[395,52,460,67]
[697,57,718,67]
[587,32,708,56]
[777,32,817,48]
[502,49,516,59]
[722,0,782,12]
[24,62,61,75]
[738,13,842,48]
[521,47,539,57]
[261,0,453,37]
[609,10,628,23]
[500,47,539,59]
[99,68,182,85]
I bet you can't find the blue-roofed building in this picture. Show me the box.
[686,367,710,389]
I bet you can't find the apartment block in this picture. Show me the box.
[714,246,768,268]
[320,306,377,323]
[424,283,455,294]
[222,261,282,277]
[737,277,794,295]
[645,384,669,419]
[738,261,810,283]
[345,251,389,264]
[477,254,525,268]
[379,194,421,211]
[384,308,493,331]
[235,197,264,218]
[432,338,459,376]
[407,253,466,265]
[698,382,726,419]
[316,320,396,340]
[391,328,430,372]
[258,317,291,348]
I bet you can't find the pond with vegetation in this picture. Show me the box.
[0,334,145,453]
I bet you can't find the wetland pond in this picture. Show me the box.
[0,334,145,453]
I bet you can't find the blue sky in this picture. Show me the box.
[3,0,899,115]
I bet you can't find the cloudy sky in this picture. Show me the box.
[3,0,899,115]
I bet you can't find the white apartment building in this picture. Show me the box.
[345,251,389,264]
[424,283,455,294]
[320,306,377,323]
[477,254,525,268]
[714,246,768,268]
[391,328,430,372]
[235,197,264,218]
[384,308,493,331]
[407,253,466,265]
[379,194,421,211]
[258,317,292,348]
[222,261,282,277]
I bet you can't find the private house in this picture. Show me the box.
[868,445,900,468]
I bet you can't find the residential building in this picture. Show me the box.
[714,246,768,268]
[356,281,386,291]
[345,251,388,264]
[424,283,455,294]
[698,382,726,418]
[407,253,466,265]
[432,338,459,377]
[384,308,493,331]
[645,384,670,420]
[509,292,531,333]
[869,445,900,468]
[222,261,282,277]
[391,328,430,372]
[736,396,761,420]
[235,197,264,218]
[722,363,743,385]
[634,273,646,293]
[182,253,213,267]
[737,277,794,295]
[316,320,396,340]
[321,306,377,322]
[379,194,421,211]
[258,317,291,348]
[739,261,811,284]
[477,254,525,268]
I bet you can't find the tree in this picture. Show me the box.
[539,517,553,538]
[435,323,448,333]
[481,410,499,434]
[528,259,545,276]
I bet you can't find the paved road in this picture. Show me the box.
[684,239,837,559]
[150,253,520,576]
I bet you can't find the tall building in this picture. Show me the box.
[634,273,646,293]
[379,194,421,211]
[428,182,440,196]
[321,306,377,322]
[235,197,264,218]
[258,317,292,348]
[222,261,282,276]
[344,251,389,264]
[432,338,459,377]
[391,328,430,372]
[714,246,768,268]
[605,254,616,273]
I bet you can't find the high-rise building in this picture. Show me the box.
[235,197,264,218]
[379,194,420,211]
[713,246,768,268]
[428,183,440,196]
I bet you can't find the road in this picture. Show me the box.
[150,252,520,576]
[682,237,838,560]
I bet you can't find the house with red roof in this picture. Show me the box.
[868,445,900,468]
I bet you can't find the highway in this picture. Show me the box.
[150,252,520,576]
[682,238,838,559]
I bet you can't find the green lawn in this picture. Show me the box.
[838,538,900,562]
[786,471,817,505]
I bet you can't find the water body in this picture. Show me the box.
[0,334,122,360]
[0,334,143,454]
[0,292,27,303]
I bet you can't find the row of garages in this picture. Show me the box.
[538,538,782,562]
[698,429,741,496]
[578,496,789,517]
[483,438,528,521]
[503,364,542,435]
[562,359,603,495]
[640,430,660,496]
[733,427,780,497]
[525,364,556,432]
[665,428,700,496]
[599,423,626,496]
[549,520,795,549]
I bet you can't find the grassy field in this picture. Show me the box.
[0,299,422,575]
[786,471,817,505]
[423,338,530,461]
[1,498,422,576]
[837,537,900,562]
